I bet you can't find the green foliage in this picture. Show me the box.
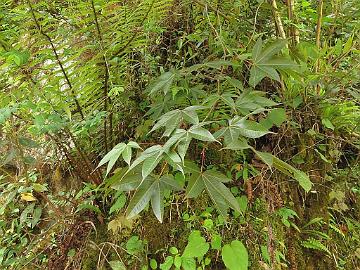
[1,0,360,269]
[222,240,249,270]
[249,39,298,87]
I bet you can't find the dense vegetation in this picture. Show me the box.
[0,0,359,269]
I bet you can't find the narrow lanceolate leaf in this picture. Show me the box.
[188,126,216,142]
[256,66,280,82]
[98,143,126,168]
[177,137,191,162]
[142,152,163,179]
[186,172,205,198]
[129,145,163,171]
[127,180,156,219]
[235,119,270,138]
[182,106,200,124]
[111,172,143,191]
[202,171,241,215]
[249,66,267,87]
[253,150,312,192]
[264,57,299,69]
[223,138,250,150]
[148,70,176,95]
[160,175,183,191]
[249,39,298,87]
[127,141,141,149]
[252,38,263,60]
[122,146,132,165]
[151,182,164,222]
[123,173,183,222]
[293,170,312,193]
[98,143,126,176]
[255,39,287,63]
[204,170,232,183]
[185,169,240,216]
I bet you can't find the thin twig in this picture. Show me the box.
[27,0,84,119]
[91,0,111,152]
[315,0,324,94]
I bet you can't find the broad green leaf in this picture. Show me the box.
[127,180,156,219]
[188,126,216,141]
[142,152,163,179]
[150,259,158,269]
[160,256,174,270]
[148,70,176,95]
[182,230,209,258]
[211,234,222,250]
[109,260,126,270]
[160,175,183,191]
[174,255,182,268]
[109,194,126,214]
[181,257,196,270]
[122,146,132,165]
[293,170,312,193]
[151,182,164,222]
[236,119,270,138]
[255,39,287,63]
[186,172,205,198]
[265,108,287,127]
[203,172,241,215]
[222,240,248,270]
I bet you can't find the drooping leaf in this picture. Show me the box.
[123,173,183,222]
[126,180,156,219]
[98,143,126,176]
[253,150,312,192]
[186,172,205,198]
[185,169,241,216]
